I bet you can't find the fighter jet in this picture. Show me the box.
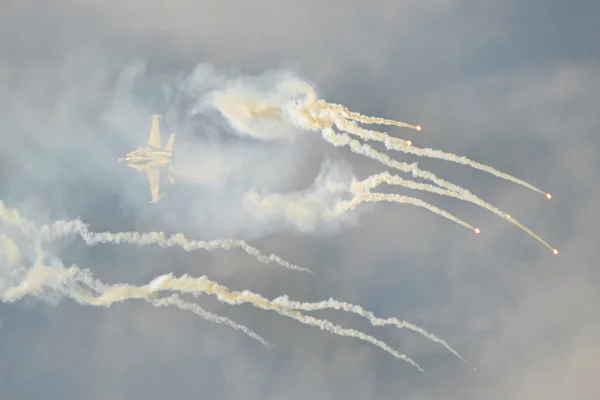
[118,114,175,203]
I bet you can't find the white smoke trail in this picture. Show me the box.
[1,201,468,372]
[0,200,314,274]
[1,260,272,348]
[242,160,355,233]
[272,294,466,363]
[284,79,552,199]
[207,79,558,254]
[1,259,426,371]
[328,191,478,232]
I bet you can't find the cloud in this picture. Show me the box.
[1,1,599,400]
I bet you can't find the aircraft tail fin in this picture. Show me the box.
[164,133,175,152]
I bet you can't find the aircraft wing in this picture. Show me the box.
[146,168,161,203]
[148,115,162,149]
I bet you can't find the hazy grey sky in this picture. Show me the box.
[1,1,599,399]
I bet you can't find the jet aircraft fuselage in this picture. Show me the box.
[118,114,176,203]
[119,147,173,171]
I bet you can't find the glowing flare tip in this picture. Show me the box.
[553,248,559,255]
[415,125,422,131]
[474,228,480,234]
[406,140,412,146]
[546,193,552,199]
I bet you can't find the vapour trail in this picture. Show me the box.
[272,295,466,363]
[320,128,558,252]
[1,201,467,371]
[151,295,273,349]
[285,80,552,199]
[1,259,272,348]
[1,261,424,372]
[352,172,558,252]
[328,192,478,232]
[210,81,558,254]
[0,233,270,347]
[319,130,556,253]
[0,200,313,274]
[143,272,426,371]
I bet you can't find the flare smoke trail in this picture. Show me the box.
[0,200,463,372]
[208,78,558,255]
[2,67,558,375]
[0,201,312,274]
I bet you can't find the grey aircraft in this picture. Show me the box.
[118,114,175,203]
